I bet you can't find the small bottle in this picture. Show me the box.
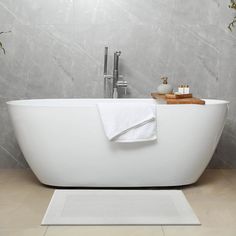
[178,85,184,94]
[185,85,190,94]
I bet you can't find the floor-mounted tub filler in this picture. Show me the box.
[7,99,228,187]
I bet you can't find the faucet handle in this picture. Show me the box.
[117,75,128,88]
[117,80,128,87]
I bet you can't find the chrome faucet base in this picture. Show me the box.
[104,75,113,98]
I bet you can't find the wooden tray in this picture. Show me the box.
[166,98,205,105]
[151,93,205,105]
[165,93,193,99]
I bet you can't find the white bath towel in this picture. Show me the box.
[97,103,157,142]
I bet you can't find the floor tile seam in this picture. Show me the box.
[43,226,49,236]
[161,225,166,236]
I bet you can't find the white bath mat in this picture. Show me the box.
[42,190,200,225]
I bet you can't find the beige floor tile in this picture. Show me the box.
[0,180,53,228]
[188,200,236,228]
[0,227,47,236]
[181,170,236,228]
[183,169,236,202]
[163,226,236,236]
[0,169,38,186]
[0,169,41,203]
[221,169,236,184]
[45,226,164,236]
[0,169,43,228]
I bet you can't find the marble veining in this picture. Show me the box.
[0,0,236,168]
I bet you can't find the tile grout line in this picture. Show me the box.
[161,225,166,236]
[43,226,49,236]
[0,144,25,168]
[0,1,26,25]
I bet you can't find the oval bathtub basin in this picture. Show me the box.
[7,99,229,187]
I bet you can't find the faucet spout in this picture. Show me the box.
[104,47,108,75]
[113,51,121,71]
[113,51,121,90]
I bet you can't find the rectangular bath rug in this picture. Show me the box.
[42,190,200,225]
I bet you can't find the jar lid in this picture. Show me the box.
[161,77,168,84]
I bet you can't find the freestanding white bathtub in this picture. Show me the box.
[7,99,228,187]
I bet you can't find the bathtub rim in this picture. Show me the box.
[6,98,229,107]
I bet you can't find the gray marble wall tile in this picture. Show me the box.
[0,0,236,168]
[0,0,74,25]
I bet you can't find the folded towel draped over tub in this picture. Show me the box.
[97,103,157,143]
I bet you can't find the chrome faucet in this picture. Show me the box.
[103,47,128,98]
